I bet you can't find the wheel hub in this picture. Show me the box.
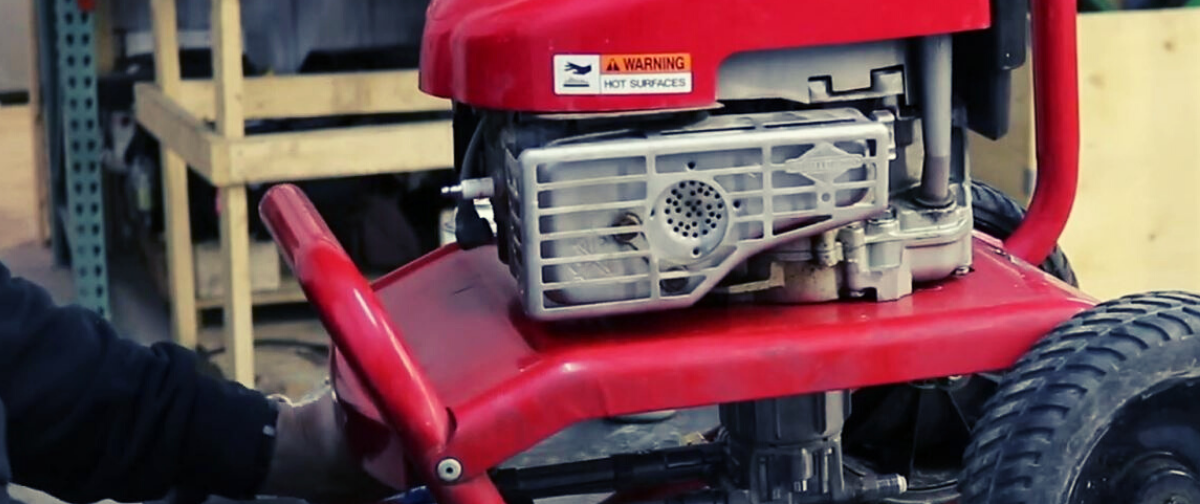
[842,373,999,503]
[1117,454,1200,504]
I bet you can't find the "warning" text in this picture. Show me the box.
[602,53,692,74]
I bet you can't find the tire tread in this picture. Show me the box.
[969,181,1078,287]
[959,292,1200,504]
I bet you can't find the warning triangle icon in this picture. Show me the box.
[606,60,620,72]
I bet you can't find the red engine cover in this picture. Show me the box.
[420,0,991,113]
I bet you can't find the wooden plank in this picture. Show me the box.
[140,232,307,310]
[197,278,307,309]
[176,71,450,121]
[212,0,254,387]
[193,239,281,300]
[211,0,244,138]
[162,151,199,347]
[151,0,199,351]
[0,106,41,249]
[1056,9,1200,300]
[134,83,224,181]
[219,185,255,386]
[226,120,454,184]
[151,0,182,95]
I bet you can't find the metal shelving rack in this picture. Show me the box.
[37,0,111,318]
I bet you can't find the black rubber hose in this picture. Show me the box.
[454,115,496,249]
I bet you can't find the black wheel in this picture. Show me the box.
[969,181,1078,287]
[841,181,1080,503]
[959,291,1200,504]
[840,181,1080,503]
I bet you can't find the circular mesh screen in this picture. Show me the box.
[653,180,729,260]
[664,180,726,239]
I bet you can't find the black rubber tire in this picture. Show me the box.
[958,291,1200,504]
[837,182,1081,504]
[970,181,1079,287]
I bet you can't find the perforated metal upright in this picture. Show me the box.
[38,0,111,318]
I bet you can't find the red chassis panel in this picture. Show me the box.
[419,0,990,113]
[259,185,1096,504]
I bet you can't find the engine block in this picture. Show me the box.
[501,109,902,320]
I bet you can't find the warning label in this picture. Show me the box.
[555,53,692,96]
[554,54,602,95]
[601,54,691,74]
[601,73,693,94]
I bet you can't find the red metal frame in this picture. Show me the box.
[419,0,989,113]
[260,1,1082,503]
[1004,0,1081,266]
[261,201,1090,504]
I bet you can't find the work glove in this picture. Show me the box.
[257,385,402,504]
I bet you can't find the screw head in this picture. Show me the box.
[436,458,463,482]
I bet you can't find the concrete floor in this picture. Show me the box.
[0,242,721,504]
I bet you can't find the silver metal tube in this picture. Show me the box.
[441,177,496,200]
[918,35,953,205]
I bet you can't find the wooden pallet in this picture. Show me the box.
[138,233,306,310]
[135,0,454,386]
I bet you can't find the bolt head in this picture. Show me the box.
[436,458,463,482]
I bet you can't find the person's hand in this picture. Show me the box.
[257,385,401,504]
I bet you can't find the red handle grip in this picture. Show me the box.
[259,184,451,458]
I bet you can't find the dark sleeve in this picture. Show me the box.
[0,399,13,504]
[0,262,277,504]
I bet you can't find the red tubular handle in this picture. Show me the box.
[259,184,451,465]
[1004,0,1080,266]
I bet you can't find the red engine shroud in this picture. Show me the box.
[421,0,1081,275]
[419,0,990,113]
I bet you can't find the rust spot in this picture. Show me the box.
[1088,73,1105,88]
[1165,39,1177,52]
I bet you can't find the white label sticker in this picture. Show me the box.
[601,73,693,95]
[554,53,693,96]
[554,55,601,95]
